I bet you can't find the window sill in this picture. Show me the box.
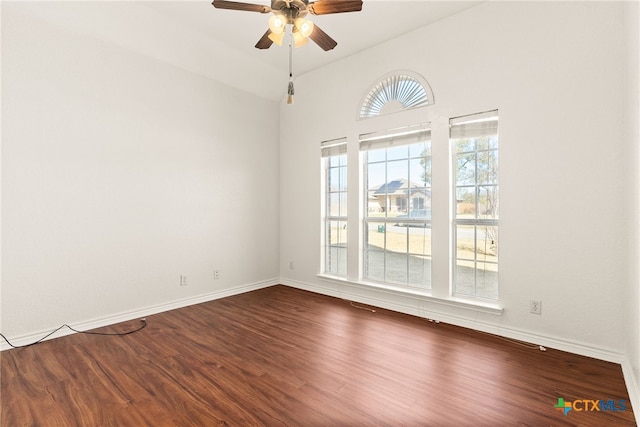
[316,274,503,316]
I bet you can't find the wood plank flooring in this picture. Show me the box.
[1,285,635,426]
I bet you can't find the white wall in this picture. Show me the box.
[625,0,640,413]
[280,1,631,361]
[1,4,280,344]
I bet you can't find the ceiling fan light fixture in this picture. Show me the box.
[294,18,314,38]
[268,14,286,34]
[268,31,285,46]
[292,29,309,48]
[212,0,363,51]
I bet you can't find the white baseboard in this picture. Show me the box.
[0,277,278,352]
[281,277,625,362]
[621,357,640,425]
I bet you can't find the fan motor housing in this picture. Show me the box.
[271,0,309,21]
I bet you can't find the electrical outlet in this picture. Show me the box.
[180,275,188,286]
[289,261,294,270]
[213,269,220,280]
[529,299,542,315]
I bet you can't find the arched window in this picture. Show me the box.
[358,71,434,119]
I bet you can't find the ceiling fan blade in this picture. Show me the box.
[309,24,337,51]
[308,0,362,15]
[255,29,274,49]
[212,0,271,13]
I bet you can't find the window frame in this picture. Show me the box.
[450,111,499,300]
[321,138,348,278]
[361,124,433,289]
[317,100,503,312]
[358,71,435,120]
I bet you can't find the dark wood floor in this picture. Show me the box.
[1,285,635,426]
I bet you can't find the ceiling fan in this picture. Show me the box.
[211,0,363,51]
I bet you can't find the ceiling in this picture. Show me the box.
[14,1,483,101]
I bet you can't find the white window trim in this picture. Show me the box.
[316,273,503,316]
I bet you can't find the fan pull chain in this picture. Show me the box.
[287,40,294,104]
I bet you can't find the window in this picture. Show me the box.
[322,138,348,277]
[361,124,432,288]
[319,70,501,307]
[451,111,499,299]
[359,72,434,119]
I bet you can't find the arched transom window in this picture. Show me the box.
[358,72,434,119]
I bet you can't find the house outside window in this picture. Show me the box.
[361,124,432,288]
[451,111,499,299]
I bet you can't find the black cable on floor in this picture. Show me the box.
[0,318,147,349]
